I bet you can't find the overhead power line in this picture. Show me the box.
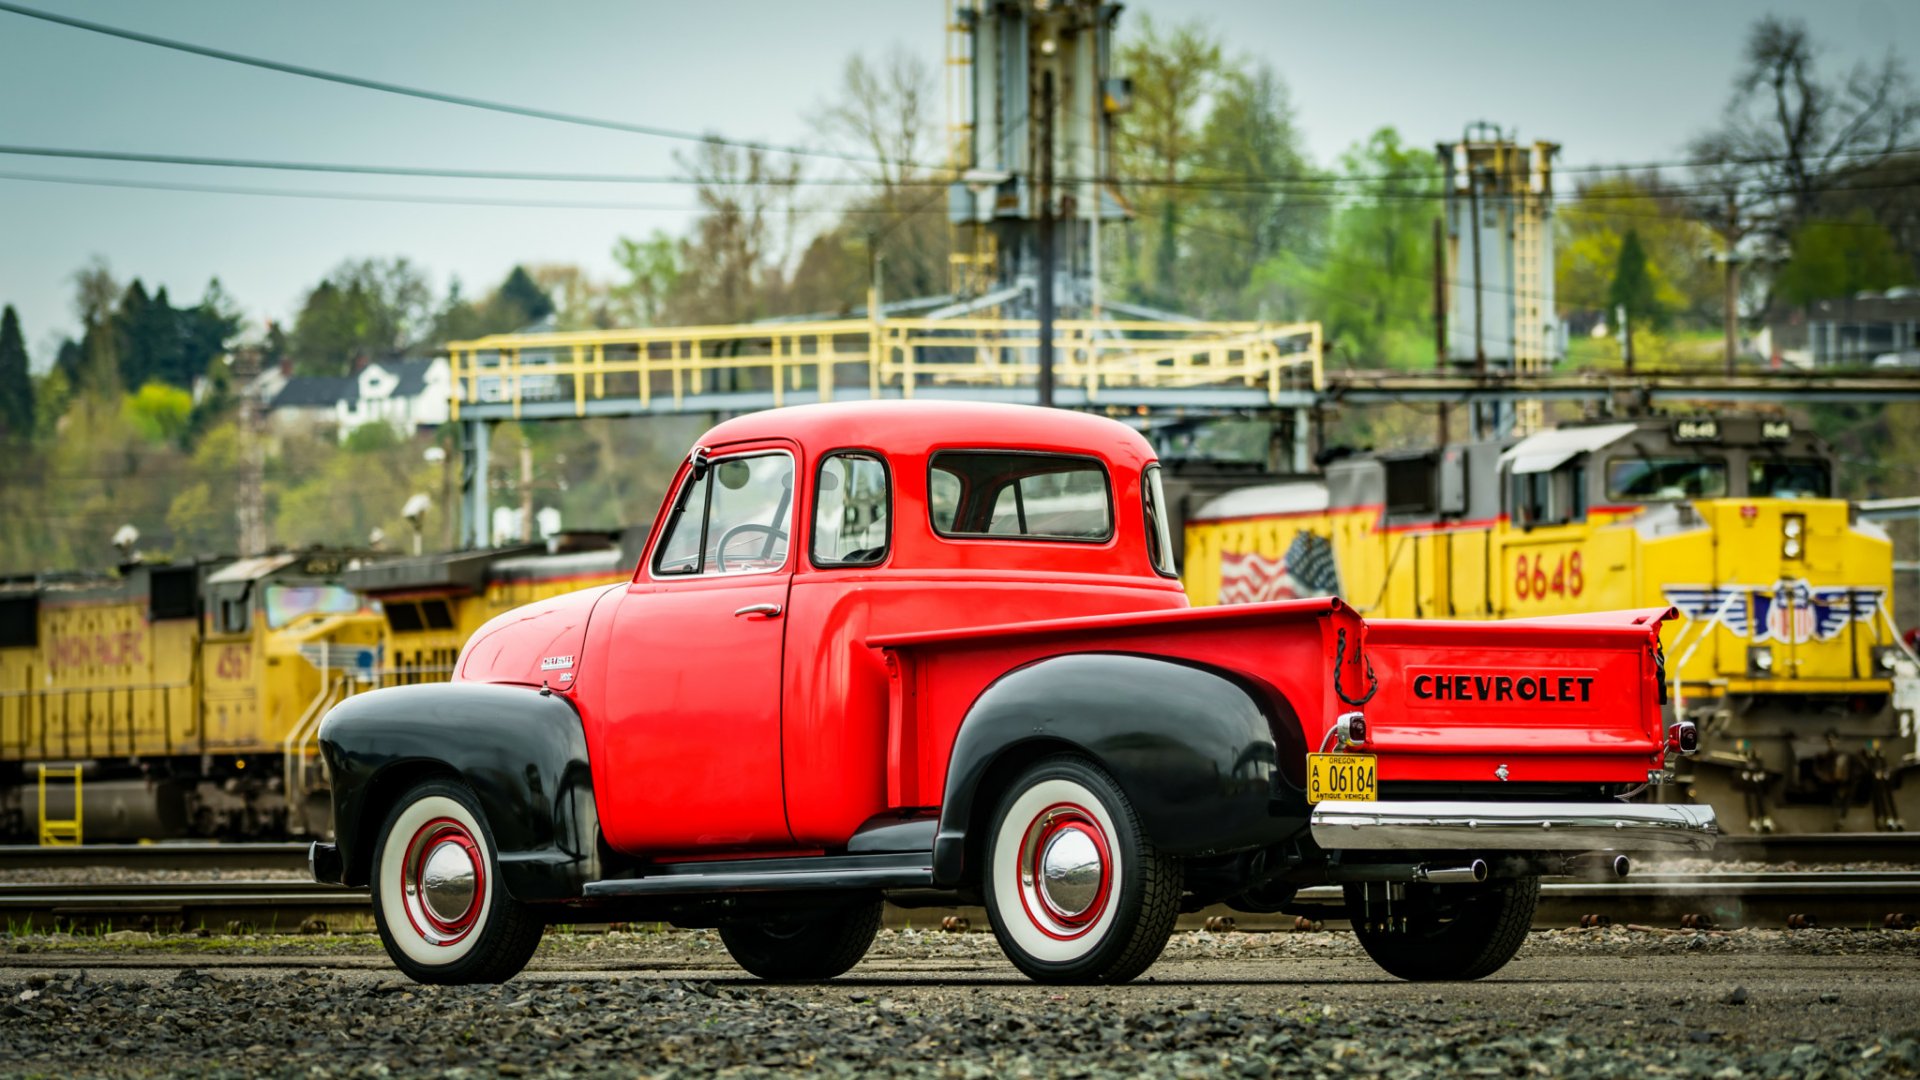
[0,1,947,174]
[0,145,922,186]
[0,168,951,215]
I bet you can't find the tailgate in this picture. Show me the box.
[1358,607,1671,782]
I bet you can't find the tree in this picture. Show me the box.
[1254,128,1437,368]
[610,231,682,326]
[1558,177,1716,322]
[0,305,32,440]
[1113,16,1223,310]
[1690,17,1920,240]
[494,265,555,327]
[71,258,121,394]
[289,257,433,375]
[121,381,194,446]
[810,47,948,306]
[1608,230,1663,330]
[1773,211,1913,304]
[666,139,801,326]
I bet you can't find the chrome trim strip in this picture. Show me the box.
[1309,800,1719,853]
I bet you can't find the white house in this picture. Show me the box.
[334,358,452,441]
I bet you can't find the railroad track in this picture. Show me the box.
[0,872,1913,935]
[4,831,1917,874]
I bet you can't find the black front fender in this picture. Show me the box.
[319,682,597,902]
[933,652,1307,886]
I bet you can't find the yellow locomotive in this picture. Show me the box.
[1184,415,1916,834]
[0,532,640,843]
[0,553,383,840]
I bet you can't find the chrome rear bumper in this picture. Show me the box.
[1309,800,1718,853]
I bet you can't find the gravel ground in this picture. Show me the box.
[1,927,1915,1078]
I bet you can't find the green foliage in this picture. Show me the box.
[611,232,684,327]
[1608,230,1665,329]
[1256,128,1438,369]
[1557,178,1715,321]
[1774,212,1914,305]
[289,258,433,375]
[121,381,193,446]
[0,305,32,440]
[494,266,555,326]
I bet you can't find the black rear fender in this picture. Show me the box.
[319,682,597,901]
[933,652,1308,887]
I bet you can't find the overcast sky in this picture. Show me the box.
[0,0,1907,367]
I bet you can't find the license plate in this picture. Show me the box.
[1307,753,1377,804]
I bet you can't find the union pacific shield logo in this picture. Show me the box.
[1663,580,1882,645]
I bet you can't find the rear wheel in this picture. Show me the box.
[719,896,882,981]
[1344,876,1538,981]
[982,756,1181,984]
[370,779,546,984]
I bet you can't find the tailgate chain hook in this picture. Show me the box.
[1334,628,1378,708]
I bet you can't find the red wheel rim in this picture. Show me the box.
[399,817,485,946]
[1014,802,1113,941]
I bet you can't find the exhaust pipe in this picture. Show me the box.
[1564,853,1632,879]
[1417,859,1489,884]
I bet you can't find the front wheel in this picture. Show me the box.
[370,778,546,984]
[719,896,882,981]
[1344,876,1538,981]
[982,756,1181,984]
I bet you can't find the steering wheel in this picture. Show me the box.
[715,522,789,571]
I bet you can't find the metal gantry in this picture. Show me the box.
[446,317,1326,545]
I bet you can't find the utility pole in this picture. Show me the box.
[1713,192,1747,376]
[519,440,534,544]
[232,345,267,556]
[1433,216,1449,446]
[1036,68,1056,409]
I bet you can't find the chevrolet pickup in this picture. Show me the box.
[312,401,1716,986]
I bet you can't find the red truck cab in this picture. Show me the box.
[316,401,1715,986]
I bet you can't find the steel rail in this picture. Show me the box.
[2,833,1917,875]
[0,873,1912,935]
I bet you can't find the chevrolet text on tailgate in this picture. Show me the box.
[313,401,1715,986]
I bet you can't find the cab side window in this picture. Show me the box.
[654,452,795,576]
[812,453,890,567]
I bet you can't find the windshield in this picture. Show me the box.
[263,584,362,630]
[1606,457,1728,501]
[1749,459,1830,499]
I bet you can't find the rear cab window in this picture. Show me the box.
[812,452,891,567]
[928,451,1113,542]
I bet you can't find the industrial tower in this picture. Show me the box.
[1438,124,1561,437]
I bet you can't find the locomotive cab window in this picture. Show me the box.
[813,452,890,567]
[1606,457,1728,502]
[928,451,1113,542]
[654,451,795,576]
[1750,458,1830,499]
[1509,463,1586,529]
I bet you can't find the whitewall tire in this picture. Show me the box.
[370,779,546,984]
[982,756,1180,984]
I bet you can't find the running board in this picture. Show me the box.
[582,852,935,898]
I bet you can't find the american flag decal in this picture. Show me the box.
[1219,532,1341,605]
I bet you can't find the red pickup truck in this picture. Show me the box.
[313,401,1715,986]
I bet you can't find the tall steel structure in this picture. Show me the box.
[1438,124,1560,437]
[944,0,1131,316]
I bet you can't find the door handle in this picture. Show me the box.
[733,603,782,619]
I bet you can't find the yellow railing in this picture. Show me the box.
[37,764,81,846]
[446,317,1323,420]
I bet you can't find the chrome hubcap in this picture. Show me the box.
[399,817,485,946]
[420,840,478,924]
[1015,802,1114,939]
[1039,827,1102,917]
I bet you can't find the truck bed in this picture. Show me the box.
[871,600,1673,804]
